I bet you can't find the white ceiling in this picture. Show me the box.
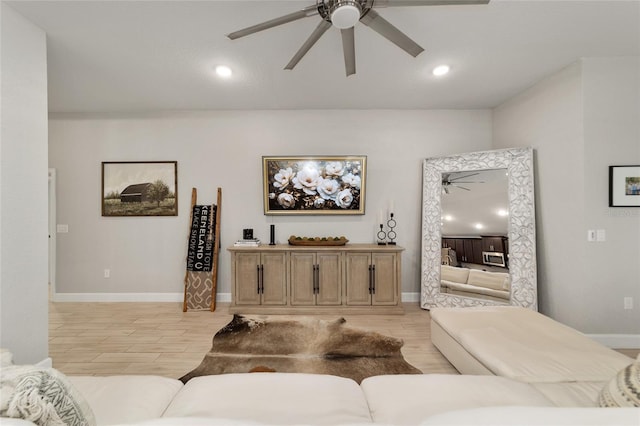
[7,0,640,113]
[441,169,509,236]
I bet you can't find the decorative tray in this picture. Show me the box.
[288,236,349,246]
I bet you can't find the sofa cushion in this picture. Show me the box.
[360,374,553,425]
[531,381,608,407]
[69,375,183,426]
[420,406,640,426]
[0,365,96,426]
[431,306,633,383]
[440,281,510,300]
[466,269,509,291]
[163,373,372,425]
[598,356,640,407]
[441,265,470,284]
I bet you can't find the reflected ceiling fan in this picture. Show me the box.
[227,0,490,76]
[442,172,484,194]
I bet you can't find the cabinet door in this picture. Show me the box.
[290,252,316,306]
[482,237,504,253]
[371,253,397,305]
[261,252,287,305]
[345,253,372,305]
[471,239,484,264]
[316,252,342,306]
[234,252,261,305]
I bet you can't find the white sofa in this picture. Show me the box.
[440,265,510,302]
[2,307,638,425]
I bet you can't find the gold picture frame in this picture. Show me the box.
[263,156,366,215]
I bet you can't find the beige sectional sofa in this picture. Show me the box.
[2,307,638,425]
[440,265,510,302]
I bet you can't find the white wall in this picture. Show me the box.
[494,58,640,338]
[0,3,49,363]
[48,110,492,299]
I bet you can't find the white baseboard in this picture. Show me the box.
[585,334,640,349]
[402,292,421,302]
[54,292,420,304]
[53,292,232,303]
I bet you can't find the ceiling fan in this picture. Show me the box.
[442,172,484,194]
[227,0,490,76]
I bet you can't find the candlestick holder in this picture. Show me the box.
[376,223,387,245]
[387,213,397,245]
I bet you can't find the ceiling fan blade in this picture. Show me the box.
[360,10,424,57]
[285,20,332,70]
[374,0,490,7]
[227,5,318,40]
[341,27,356,77]
[453,184,471,191]
[450,172,479,181]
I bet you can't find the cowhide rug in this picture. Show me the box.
[180,315,421,384]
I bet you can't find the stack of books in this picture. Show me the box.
[233,238,261,247]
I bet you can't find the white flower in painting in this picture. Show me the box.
[335,189,354,208]
[269,193,276,199]
[314,198,326,208]
[273,167,294,189]
[293,165,322,195]
[277,193,295,209]
[317,178,341,200]
[342,173,361,189]
[325,161,345,177]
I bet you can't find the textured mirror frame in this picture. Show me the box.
[421,147,537,310]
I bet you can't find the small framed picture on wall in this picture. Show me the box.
[609,165,640,207]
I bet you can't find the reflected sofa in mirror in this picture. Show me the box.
[421,147,537,310]
[440,168,510,303]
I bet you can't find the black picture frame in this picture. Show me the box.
[609,165,640,207]
[102,161,178,216]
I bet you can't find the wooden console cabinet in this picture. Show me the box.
[228,244,404,314]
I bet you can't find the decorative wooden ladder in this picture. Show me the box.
[183,187,222,312]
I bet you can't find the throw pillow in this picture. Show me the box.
[598,355,640,407]
[0,348,14,367]
[0,365,96,426]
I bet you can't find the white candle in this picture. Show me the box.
[378,210,384,225]
[389,200,395,215]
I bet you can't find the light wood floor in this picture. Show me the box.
[50,302,638,379]
[49,302,458,378]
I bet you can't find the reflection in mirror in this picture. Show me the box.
[421,147,537,310]
[440,169,511,304]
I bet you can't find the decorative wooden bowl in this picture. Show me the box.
[288,236,349,246]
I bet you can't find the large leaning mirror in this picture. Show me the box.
[421,147,537,310]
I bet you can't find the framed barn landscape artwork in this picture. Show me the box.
[102,161,178,216]
[263,155,366,215]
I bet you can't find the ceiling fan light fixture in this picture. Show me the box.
[330,1,362,29]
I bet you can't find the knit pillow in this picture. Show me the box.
[0,365,96,426]
[598,355,640,407]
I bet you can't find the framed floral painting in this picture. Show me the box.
[263,156,367,215]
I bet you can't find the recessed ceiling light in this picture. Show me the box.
[215,65,232,78]
[432,65,450,77]
[474,223,484,229]
[443,215,454,221]
[497,209,509,217]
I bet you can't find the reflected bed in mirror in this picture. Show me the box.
[421,147,537,310]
